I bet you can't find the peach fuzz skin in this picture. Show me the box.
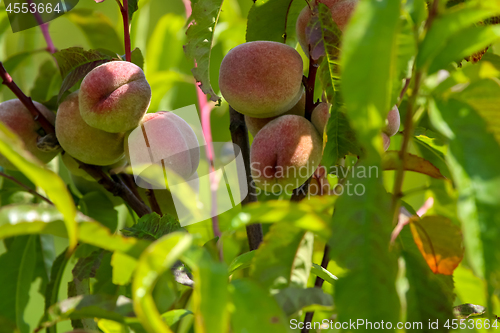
[250,115,323,193]
[79,61,151,133]
[219,41,304,118]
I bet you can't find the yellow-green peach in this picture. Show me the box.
[55,91,125,166]
[0,99,58,169]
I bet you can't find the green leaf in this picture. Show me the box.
[1,49,44,75]
[43,249,70,333]
[417,2,500,70]
[340,0,400,154]
[183,248,230,333]
[246,0,305,45]
[329,169,399,326]
[39,295,134,330]
[310,263,338,285]
[111,251,137,286]
[453,303,486,319]
[0,236,37,333]
[130,47,144,70]
[228,250,255,274]
[0,205,150,259]
[413,127,451,179]
[430,98,500,311]
[453,78,500,144]
[0,123,79,251]
[121,213,183,241]
[273,287,333,316]
[382,151,445,179]
[65,9,123,53]
[229,197,334,239]
[132,232,192,333]
[128,0,139,21]
[400,226,455,329]
[72,249,104,280]
[250,222,313,290]
[230,279,291,333]
[29,60,61,104]
[428,25,500,75]
[53,47,115,102]
[184,0,223,102]
[79,191,118,232]
[316,2,362,167]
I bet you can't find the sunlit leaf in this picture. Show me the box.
[251,222,313,289]
[0,124,78,251]
[382,151,445,179]
[230,279,291,333]
[228,250,255,274]
[184,0,223,102]
[409,215,464,275]
[310,263,338,285]
[132,232,192,333]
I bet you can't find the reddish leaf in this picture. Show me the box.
[409,216,464,275]
[383,151,445,179]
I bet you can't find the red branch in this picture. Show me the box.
[121,0,132,62]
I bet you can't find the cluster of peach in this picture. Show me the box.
[0,61,199,185]
[219,0,400,194]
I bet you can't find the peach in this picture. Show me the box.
[125,112,200,181]
[55,91,125,166]
[79,61,152,133]
[250,115,323,193]
[384,105,400,137]
[0,99,58,169]
[219,41,304,118]
[296,0,358,56]
[244,92,306,136]
[311,102,331,134]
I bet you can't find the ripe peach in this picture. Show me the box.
[55,92,125,166]
[79,61,151,133]
[0,99,58,169]
[219,41,304,118]
[384,105,400,137]
[125,112,200,181]
[244,92,306,137]
[250,115,323,193]
[311,102,331,134]
[296,0,358,56]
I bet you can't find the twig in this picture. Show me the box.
[118,0,132,62]
[392,0,439,224]
[290,178,311,202]
[304,56,319,121]
[0,62,55,134]
[229,106,263,250]
[25,0,57,54]
[302,245,330,333]
[398,78,411,106]
[0,171,53,205]
[145,190,162,215]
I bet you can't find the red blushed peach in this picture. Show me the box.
[296,0,358,56]
[79,61,151,133]
[384,105,400,137]
[244,92,306,137]
[0,99,58,169]
[311,102,331,135]
[219,41,304,118]
[250,115,323,193]
[125,111,200,181]
[55,92,125,166]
